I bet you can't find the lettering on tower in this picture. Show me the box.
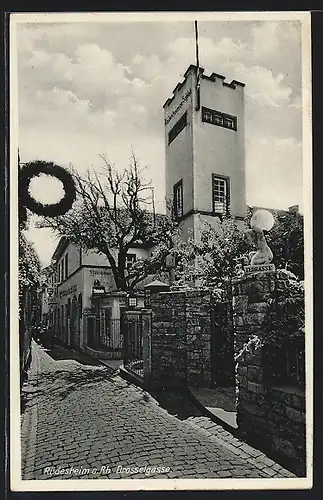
[164,89,192,125]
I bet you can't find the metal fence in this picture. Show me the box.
[123,316,144,378]
[87,311,123,359]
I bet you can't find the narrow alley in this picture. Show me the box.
[21,341,295,481]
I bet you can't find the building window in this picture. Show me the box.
[56,308,60,335]
[126,253,137,269]
[212,175,230,215]
[78,293,83,315]
[61,305,64,339]
[202,106,237,131]
[65,253,69,279]
[173,179,183,218]
[168,111,187,145]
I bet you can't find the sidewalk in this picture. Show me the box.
[189,386,238,429]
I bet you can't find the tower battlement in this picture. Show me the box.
[163,64,245,109]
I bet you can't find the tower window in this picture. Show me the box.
[173,179,183,218]
[168,111,187,145]
[223,116,235,129]
[202,106,237,131]
[212,175,230,215]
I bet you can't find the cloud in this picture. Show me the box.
[19,43,133,104]
[132,53,165,83]
[251,21,301,60]
[18,22,301,146]
[165,34,294,109]
[234,64,292,107]
[251,22,282,59]
[246,134,303,210]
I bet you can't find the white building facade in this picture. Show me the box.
[45,237,148,352]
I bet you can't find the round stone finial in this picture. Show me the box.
[250,209,275,232]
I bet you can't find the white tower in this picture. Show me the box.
[164,65,246,239]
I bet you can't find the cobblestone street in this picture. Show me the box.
[20,341,295,481]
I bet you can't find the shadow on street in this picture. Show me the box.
[43,345,102,366]
[151,389,204,420]
[22,339,207,423]
[20,340,120,414]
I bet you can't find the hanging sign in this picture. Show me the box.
[92,286,106,297]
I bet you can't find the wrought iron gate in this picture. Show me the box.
[211,300,235,387]
[87,309,123,358]
[123,315,144,378]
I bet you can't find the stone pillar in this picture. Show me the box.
[232,271,276,439]
[232,271,274,361]
[150,291,187,387]
[232,270,306,476]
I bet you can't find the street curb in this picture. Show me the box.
[77,347,123,374]
[119,365,146,388]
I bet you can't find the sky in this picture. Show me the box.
[13,13,308,267]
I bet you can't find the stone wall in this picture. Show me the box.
[232,270,306,476]
[149,289,212,388]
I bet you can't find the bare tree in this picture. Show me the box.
[37,154,178,291]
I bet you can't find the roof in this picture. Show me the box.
[50,211,168,261]
[52,236,69,261]
[144,279,170,289]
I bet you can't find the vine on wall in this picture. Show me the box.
[235,271,305,382]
